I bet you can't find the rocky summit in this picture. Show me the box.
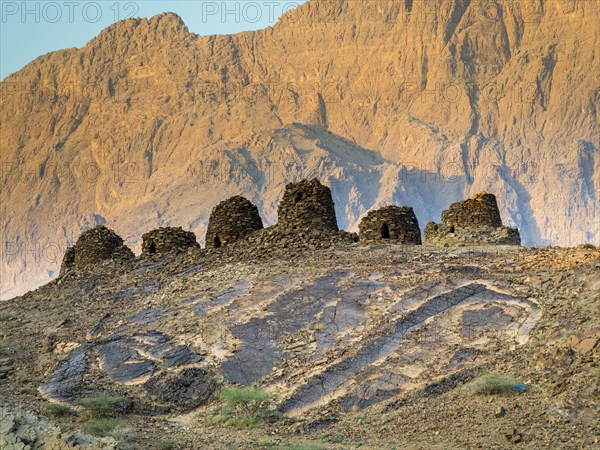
[1,0,599,298]
[0,180,599,448]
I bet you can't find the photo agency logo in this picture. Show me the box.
[1,238,64,265]
[0,0,549,32]
[199,1,311,25]
[1,142,144,191]
[1,1,140,24]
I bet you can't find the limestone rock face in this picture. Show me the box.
[141,227,199,256]
[59,226,134,275]
[1,0,599,297]
[359,206,422,244]
[277,179,338,232]
[424,193,521,246]
[205,196,264,248]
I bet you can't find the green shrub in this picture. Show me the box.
[46,403,74,418]
[258,437,274,447]
[219,386,271,413]
[82,418,126,436]
[276,444,327,450]
[156,439,179,450]
[216,386,282,429]
[470,373,523,395]
[76,396,128,418]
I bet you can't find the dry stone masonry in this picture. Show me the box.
[277,178,339,232]
[59,226,134,275]
[359,206,422,244]
[424,192,521,246]
[205,196,264,248]
[58,184,523,272]
[141,227,199,256]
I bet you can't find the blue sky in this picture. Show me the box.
[0,1,309,79]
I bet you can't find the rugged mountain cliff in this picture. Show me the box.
[1,0,598,298]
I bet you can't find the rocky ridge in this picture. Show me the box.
[0,236,598,448]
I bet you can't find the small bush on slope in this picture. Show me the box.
[470,373,523,395]
[76,395,128,418]
[215,386,283,428]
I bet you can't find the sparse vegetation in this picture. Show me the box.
[46,403,74,418]
[276,444,327,450]
[76,395,128,418]
[214,386,283,429]
[470,373,523,395]
[156,439,179,450]
[82,418,127,436]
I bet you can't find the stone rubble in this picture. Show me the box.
[0,405,117,449]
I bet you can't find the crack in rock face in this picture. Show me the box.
[96,331,204,384]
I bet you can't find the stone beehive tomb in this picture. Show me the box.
[359,206,422,244]
[141,227,199,256]
[424,192,521,246]
[60,226,134,275]
[277,178,338,231]
[205,196,264,248]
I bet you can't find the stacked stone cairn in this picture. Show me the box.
[359,206,422,244]
[277,178,339,232]
[205,196,264,248]
[141,227,199,256]
[202,179,357,261]
[424,192,521,246]
[59,226,134,275]
[59,185,524,273]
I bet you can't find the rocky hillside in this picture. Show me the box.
[0,236,598,448]
[1,0,599,298]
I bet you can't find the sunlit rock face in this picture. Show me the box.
[2,0,599,297]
